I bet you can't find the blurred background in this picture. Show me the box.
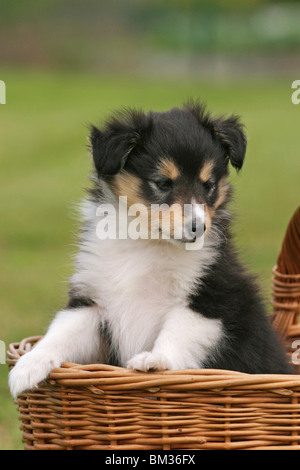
[0,0,299,449]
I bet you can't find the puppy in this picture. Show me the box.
[9,101,292,398]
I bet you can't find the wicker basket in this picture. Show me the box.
[7,207,300,451]
[6,336,300,451]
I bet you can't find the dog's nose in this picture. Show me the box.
[192,217,197,233]
[184,218,206,242]
[191,218,206,233]
[182,201,206,242]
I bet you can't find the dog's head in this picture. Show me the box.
[90,101,247,246]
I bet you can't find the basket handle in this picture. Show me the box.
[271,206,300,341]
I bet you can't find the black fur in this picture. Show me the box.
[100,321,121,367]
[185,100,247,171]
[67,297,95,309]
[90,109,152,176]
[189,242,293,374]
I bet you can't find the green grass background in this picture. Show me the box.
[0,69,299,449]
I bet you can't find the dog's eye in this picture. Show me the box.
[153,178,173,192]
[203,180,216,193]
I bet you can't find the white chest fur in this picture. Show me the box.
[8,199,222,398]
[71,200,218,365]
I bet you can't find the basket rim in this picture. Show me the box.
[273,266,300,280]
[7,336,300,394]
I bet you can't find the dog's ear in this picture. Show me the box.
[90,109,151,176]
[212,115,247,171]
[185,100,247,171]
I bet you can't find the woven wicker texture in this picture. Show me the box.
[7,206,300,450]
[272,205,300,367]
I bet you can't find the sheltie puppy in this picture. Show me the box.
[9,100,292,398]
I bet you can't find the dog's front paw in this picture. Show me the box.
[127,351,167,372]
[9,349,60,399]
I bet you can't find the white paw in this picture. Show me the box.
[9,349,60,399]
[127,351,167,372]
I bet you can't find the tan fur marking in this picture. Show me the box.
[150,203,185,239]
[214,177,230,209]
[204,177,230,236]
[204,206,213,234]
[112,172,146,207]
[199,161,214,182]
[158,158,180,180]
[112,172,152,238]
